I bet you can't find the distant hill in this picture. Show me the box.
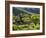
[13,7,40,16]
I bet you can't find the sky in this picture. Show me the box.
[20,7,40,14]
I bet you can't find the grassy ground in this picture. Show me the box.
[13,23,40,31]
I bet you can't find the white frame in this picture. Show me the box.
[10,4,43,34]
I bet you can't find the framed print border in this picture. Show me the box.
[5,1,45,37]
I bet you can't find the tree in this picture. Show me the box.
[31,14,40,25]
